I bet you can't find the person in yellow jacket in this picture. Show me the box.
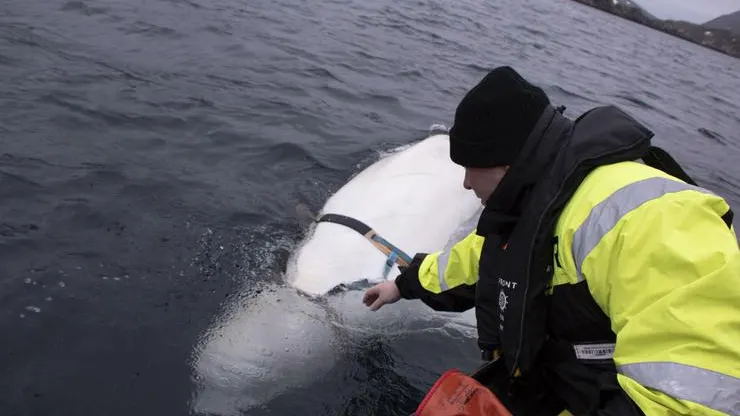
[362,66,740,415]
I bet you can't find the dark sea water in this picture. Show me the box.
[1,0,738,414]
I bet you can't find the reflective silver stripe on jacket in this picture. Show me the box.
[437,207,482,290]
[619,362,740,415]
[572,177,715,281]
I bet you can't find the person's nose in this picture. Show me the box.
[463,170,472,190]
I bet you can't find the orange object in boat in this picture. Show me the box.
[414,369,513,416]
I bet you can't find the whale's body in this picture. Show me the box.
[190,134,482,415]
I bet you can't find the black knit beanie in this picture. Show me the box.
[449,66,551,168]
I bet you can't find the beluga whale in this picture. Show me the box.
[189,132,483,415]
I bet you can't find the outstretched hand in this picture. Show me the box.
[362,280,401,311]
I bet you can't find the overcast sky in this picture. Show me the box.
[636,0,740,23]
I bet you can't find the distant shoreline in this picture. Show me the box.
[570,0,740,60]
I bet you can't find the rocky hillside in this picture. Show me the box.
[571,0,740,59]
[704,10,740,35]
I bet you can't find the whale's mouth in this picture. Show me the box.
[325,278,378,296]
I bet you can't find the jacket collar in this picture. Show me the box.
[477,105,573,236]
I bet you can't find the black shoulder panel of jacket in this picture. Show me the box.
[642,146,698,186]
[642,146,735,230]
[722,208,734,229]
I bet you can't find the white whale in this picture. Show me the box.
[189,133,483,415]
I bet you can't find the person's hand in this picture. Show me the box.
[362,280,401,311]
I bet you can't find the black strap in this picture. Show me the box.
[722,209,734,229]
[642,146,698,186]
[317,213,372,236]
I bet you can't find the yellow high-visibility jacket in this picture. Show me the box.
[412,161,740,415]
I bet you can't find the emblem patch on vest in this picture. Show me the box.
[498,290,508,312]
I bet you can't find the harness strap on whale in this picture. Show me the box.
[316,213,413,277]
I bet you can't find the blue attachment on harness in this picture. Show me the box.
[371,234,413,265]
[371,234,412,280]
[383,251,399,279]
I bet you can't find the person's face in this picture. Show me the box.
[463,166,509,205]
